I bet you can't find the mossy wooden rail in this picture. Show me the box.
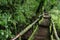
[50,20,59,40]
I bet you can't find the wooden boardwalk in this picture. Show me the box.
[11,13,59,40]
[21,26,50,40]
[34,27,49,40]
[21,13,51,40]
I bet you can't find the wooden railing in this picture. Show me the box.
[11,15,43,40]
[11,13,60,40]
[50,19,60,40]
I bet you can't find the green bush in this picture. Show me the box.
[0,0,40,40]
[0,0,59,40]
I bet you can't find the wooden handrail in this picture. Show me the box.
[52,20,59,40]
[28,25,38,40]
[11,15,42,40]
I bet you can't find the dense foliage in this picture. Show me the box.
[49,0,60,30]
[0,0,41,40]
[0,0,60,40]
